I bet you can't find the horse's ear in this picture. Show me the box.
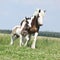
[25,17,27,20]
[44,10,46,13]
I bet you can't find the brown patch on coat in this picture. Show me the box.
[28,16,40,34]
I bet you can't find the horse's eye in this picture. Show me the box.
[39,10,41,13]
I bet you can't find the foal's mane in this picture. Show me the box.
[20,19,28,26]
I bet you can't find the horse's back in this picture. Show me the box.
[12,25,21,31]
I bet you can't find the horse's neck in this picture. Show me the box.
[30,16,40,32]
[31,16,37,26]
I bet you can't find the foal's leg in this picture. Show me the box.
[24,34,30,46]
[31,32,38,49]
[10,34,13,45]
[22,36,25,45]
[10,34,16,45]
[19,34,22,47]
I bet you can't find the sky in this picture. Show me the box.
[0,0,60,32]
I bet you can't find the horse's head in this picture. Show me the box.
[39,9,46,17]
[37,9,46,26]
[32,9,46,26]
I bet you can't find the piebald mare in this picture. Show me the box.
[21,9,46,49]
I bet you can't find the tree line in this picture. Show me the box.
[0,30,11,34]
[0,30,60,38]
[38,31,60,38]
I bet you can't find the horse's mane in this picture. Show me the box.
[31,15,39,27]
[31,16,37,26]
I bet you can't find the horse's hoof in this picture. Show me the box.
[10,43,13,45]
[24,44,27,47]
[20,45,22,47]
[31,46,35,49]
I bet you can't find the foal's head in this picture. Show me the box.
[20,18,30,30]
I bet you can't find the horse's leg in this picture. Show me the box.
[24,34,30,46]
[10,34,16,45]
[27,34,31,44]
[19,34,22,47]
[31,32,38,49]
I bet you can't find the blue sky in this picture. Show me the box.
[0,0,60,32]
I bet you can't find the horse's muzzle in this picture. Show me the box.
[39,24,43,26]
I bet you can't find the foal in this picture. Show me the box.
[10,18,30,47]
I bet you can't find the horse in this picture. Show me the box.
[10,9,46,49]
[20,9,46,49]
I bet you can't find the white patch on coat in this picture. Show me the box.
[16,28,21,35]
[38,10,45,25]
[39,10,45,17]
[27,18,33,27]
[12,25,20,31]
[20,21,26,31]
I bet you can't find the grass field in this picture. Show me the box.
[0,33,60,60]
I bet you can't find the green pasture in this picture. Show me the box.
[0,34,60,60]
